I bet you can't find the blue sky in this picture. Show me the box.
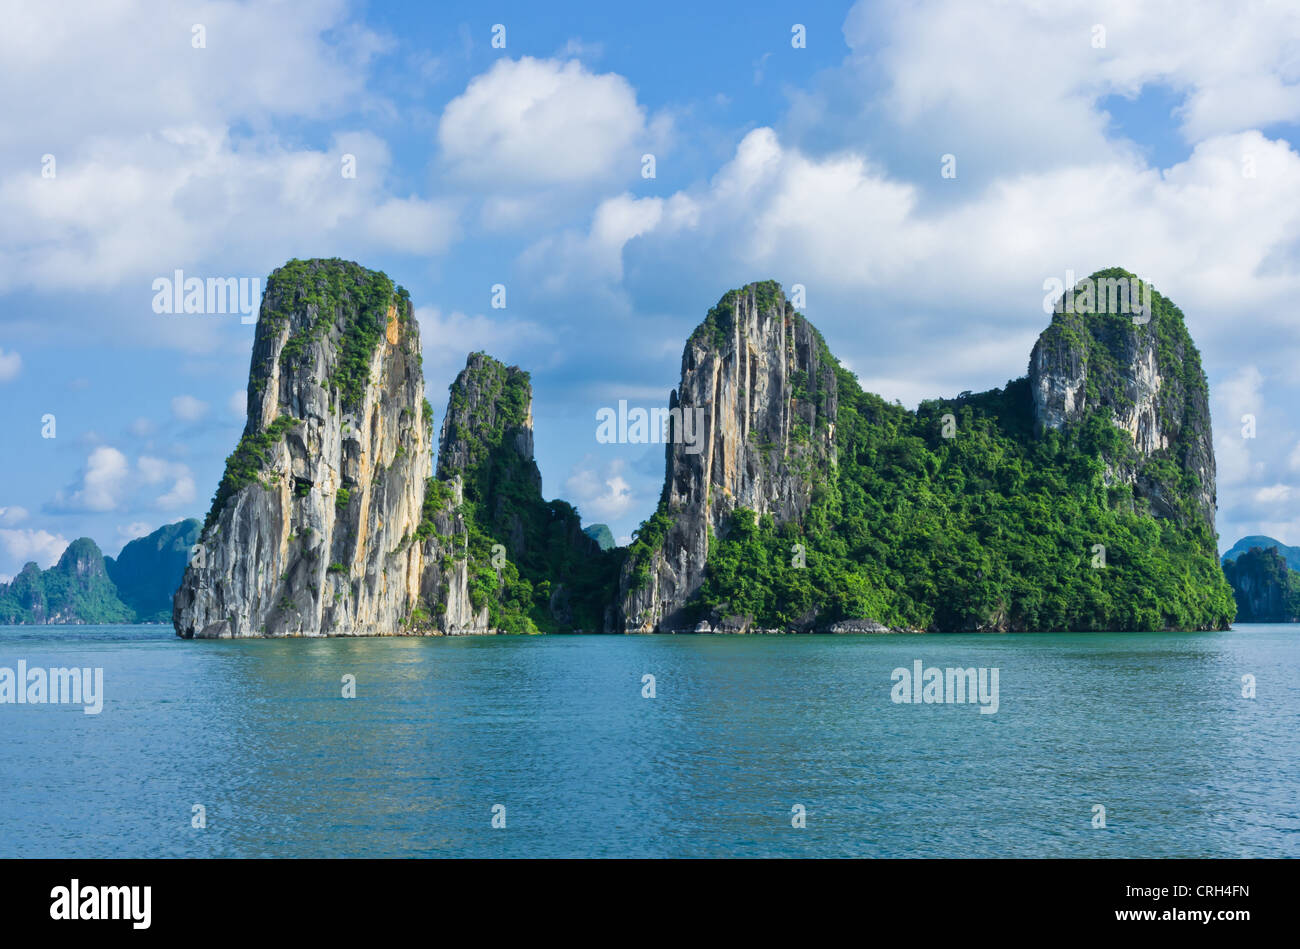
[2,0,1300,579]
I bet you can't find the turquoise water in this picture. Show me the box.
[0,625,1296,857]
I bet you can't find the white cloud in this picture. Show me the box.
[138,457,196,510]
[1,0,388,152]
[171,395,209,423]
[116,521,152,542]
[0,506,29,525]
[49,446,130,513]
[1254,484,1292,504]
[439,57,662,188]
[1213,366,1266,488]
[0,347,20,381]
[45,447,195,513]
[830,0,1300,176]
[0,127,460,296]
[0,528,69,569]
[519,192,688,296]
[227,390,247,418]
[564,457,634,521]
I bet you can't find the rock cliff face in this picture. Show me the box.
[175,261,1231,637]
[613,270,1232,633]
[175,267,608,638]
[615,282,837,632]
[1029,268,1216,527]
[174,259,430,637]
[407,353,544,635]
[411,352,605,634]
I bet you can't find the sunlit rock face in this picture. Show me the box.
[174,259,430,638]
[1029,270,1216,529]
[614,282,837,632]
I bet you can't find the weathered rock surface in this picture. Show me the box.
[175,269,605,638]
[1029,268,1216,528]
[174,260,430,637]
[614,282,837,632]
[175,262,1230,637]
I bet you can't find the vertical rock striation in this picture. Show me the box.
[174,259,430,637]
[615,281,837,631]
[1029,268,1216,527]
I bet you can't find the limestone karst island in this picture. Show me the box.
[172,258,1235,638]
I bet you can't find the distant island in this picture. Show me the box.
[1222,537,1300,622]
[169,259,1234,637]
[583,524,616,551]
[1223,535,1300,571]
[0,520,199,624]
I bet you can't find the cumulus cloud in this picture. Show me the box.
[48,446,131,513]
[0,506,28,525]
[138,457,196,509]
[439,57,666,189]
[564,456,634,521]
[1213,366,1266,488]
[0,127,460,296]
[116,521,153,542]
[415,305,557,398]
[821,0,1300,177]
[1254,484,1292,504]
[520,192,696,298]
[0,0,388,151]
[0,528,69,570]
[45,448,195,513]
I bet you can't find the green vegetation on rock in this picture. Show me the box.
[104,519,202,622]
[628,274,1234,632]
[261,258,409,411]
[582,524,616,551]
[0,538,133,624]
[1222,545,1300,622]
[420,353,622,632]
[203,415,301,533]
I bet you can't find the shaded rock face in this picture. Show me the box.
[437,353,543,561]
[438,355,541,493]
[174,269,603,639]
[0,563,48,623]
[615,282,837,632]
[412,352,601,634]
[174,260,430,638]
[1029,271,1216,528]
[415,476,492,634]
